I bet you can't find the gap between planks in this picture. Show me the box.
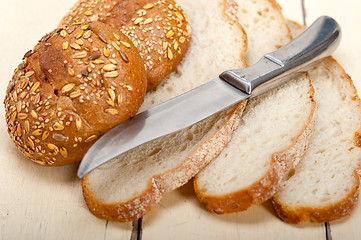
[301,0,307,26]
[130,218,143,240]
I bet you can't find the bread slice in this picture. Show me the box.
[193,0,316,214]
[81,0,248,222]
[271,23,361,224]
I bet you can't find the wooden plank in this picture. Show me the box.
[0,1,133,239]
[302,1,361,239]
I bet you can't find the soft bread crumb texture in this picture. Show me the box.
[274,58,361,208]
[195,75,314,195]
[225,0,291,65]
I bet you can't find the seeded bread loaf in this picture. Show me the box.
[271,22,361,224]
[5,0,190,166]
[81,0,248,222]
[60,0,191,91]
[4,21,147,166]
[193,0,316,214]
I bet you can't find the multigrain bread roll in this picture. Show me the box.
[4,21,147,166]
[5,0,190,166]
[60,0,191,90]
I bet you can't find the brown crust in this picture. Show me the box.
[271,173,359,223]
[4,21,147,166]
[60,0,191,91]
[82,175,162,222]
[193,75,316,214]
[82,101,248,222]
[271,57,361,223]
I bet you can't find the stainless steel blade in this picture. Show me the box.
[77,77,248,178]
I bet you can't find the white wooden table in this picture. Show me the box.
[1,0,360,239]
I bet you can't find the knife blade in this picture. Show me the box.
[78,16,341,178]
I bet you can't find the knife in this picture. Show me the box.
[77,16,341,178]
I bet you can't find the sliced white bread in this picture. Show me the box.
[193,0,316,214]
[82,0,248,222]
[224,0,292,65]
[271,23,361,224]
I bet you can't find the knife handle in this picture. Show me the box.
[219,16,341,96]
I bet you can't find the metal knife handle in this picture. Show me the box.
[219,16,341,96]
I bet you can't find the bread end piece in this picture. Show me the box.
[272,171,360,224]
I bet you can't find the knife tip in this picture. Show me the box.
[77,161,89,179]
[77,168,86,179]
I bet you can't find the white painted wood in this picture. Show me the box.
[277,0,304,24]
[0,1,133,239]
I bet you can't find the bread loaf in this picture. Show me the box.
[81,0,248,222]
[60,0,191,91]
[193,0,316,214]
[4,0,190,166]
[4,21,147,166]
[4,21,148,166]
[271,22,361,224]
